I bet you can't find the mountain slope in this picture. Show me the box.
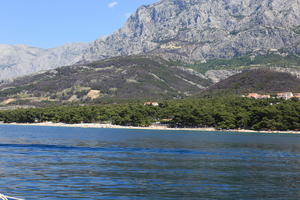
[0,56,213,106]
[2,56,300,106]
[204,69,300,95]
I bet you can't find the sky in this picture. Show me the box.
[0,0,158,48]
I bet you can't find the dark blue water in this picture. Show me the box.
[1,125,300,199]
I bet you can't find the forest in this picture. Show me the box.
[0,96,300,131]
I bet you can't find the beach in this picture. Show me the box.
[1,122,300,134]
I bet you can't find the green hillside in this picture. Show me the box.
[186,53,300,73]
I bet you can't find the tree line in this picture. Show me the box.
[0,97,300,131]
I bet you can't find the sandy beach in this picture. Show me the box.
[1,122,300,134]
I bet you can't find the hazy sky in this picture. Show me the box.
[0,0,158,48]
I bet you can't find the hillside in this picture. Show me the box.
[2,54,300,107]
[0,56,213,106]
[204,69,300,95]
[186,53,300,73]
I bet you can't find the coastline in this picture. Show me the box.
[1,122,300,134]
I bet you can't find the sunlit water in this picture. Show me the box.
[1,125,300,199]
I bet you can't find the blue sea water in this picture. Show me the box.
[0,125,300,199]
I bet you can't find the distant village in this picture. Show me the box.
[143,93,300,107]
[245,92,300,100]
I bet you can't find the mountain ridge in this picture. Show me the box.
[1,54,300,107]
[85,0,300,62]
[0,43,89,81]
[0,55,215,106]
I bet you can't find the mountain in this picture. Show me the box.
[0,43,88,81]
[1,0,300,81]
[0,56,216,106]
[85,0,300,62]
[1,56,300,106]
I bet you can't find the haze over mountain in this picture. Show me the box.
[0,43,88,80]
[0,0,300,81]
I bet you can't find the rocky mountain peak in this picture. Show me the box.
[85,0,300,62]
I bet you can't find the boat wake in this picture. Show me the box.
[0,193,23,200]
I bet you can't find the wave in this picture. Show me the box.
[0,143,217,155]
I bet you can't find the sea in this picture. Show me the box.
[0,125,300,200]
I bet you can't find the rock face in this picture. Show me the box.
[1,0,300,80]
[85,0,300,62]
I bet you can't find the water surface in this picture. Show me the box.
[1,125,300,199]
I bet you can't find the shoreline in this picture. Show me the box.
[1,122,300,134]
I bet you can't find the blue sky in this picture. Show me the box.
[0,0,158,48]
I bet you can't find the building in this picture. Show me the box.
[292,93,300,99]
[259,95,271,99]
[277,92,294,100]
[144,102,159,106]
[246,92,300,100]
[246,93,270,99]
[246,93,260,99]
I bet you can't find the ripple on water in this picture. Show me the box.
[0,125,300,199]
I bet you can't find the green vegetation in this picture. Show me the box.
[185,54,300,73]
[1,97,300,131]
[232,14,245,20]
[293,26,300,35]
